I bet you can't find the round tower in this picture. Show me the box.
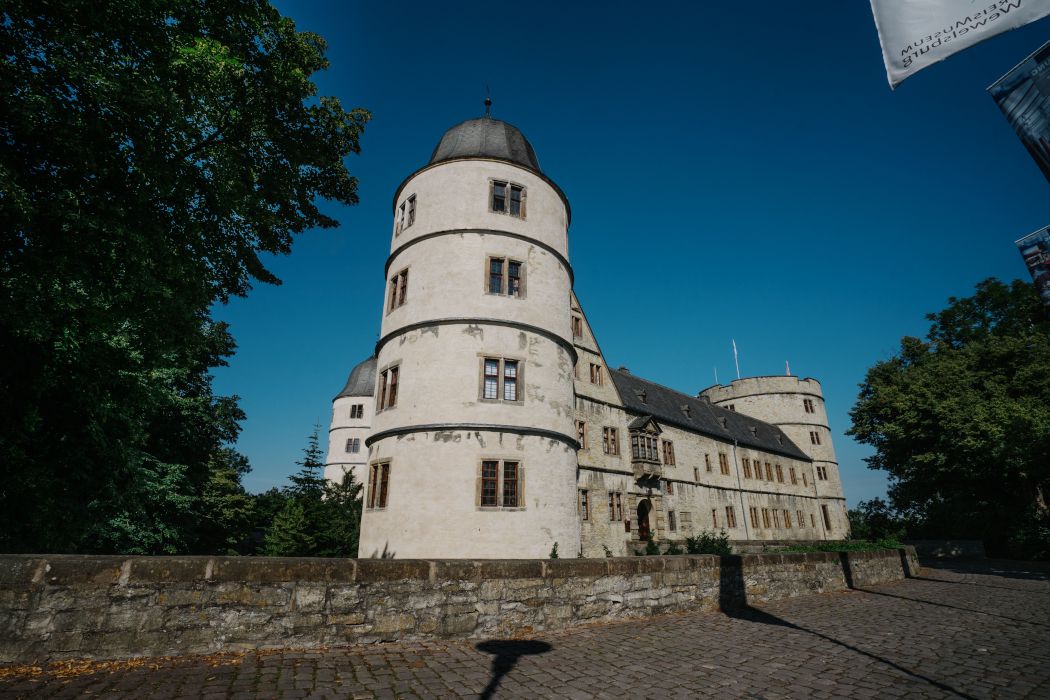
[698,377,842,503]
[324,355,376,486]
[358,109,579,559]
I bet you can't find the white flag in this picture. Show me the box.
[870,0,1050,88]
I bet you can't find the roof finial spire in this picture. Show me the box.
[484,84,492,118]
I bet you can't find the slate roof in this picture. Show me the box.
[335,355,377,400]
[609,368,811,462]
[429,117,541,173]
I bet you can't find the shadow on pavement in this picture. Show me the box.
[475,639,552,699]
[717,554,977,700]
[852,586,1050,628]
[924,559,1050,582]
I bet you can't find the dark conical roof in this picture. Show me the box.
[429,117,541,173]
[335,355,377,400]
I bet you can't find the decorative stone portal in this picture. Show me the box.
[637,499,652,541]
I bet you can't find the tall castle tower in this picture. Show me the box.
[358,105,580,559]
[698,377,845,522]
[324,355,376,486]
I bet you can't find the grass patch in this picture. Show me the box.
[770,538,904,554]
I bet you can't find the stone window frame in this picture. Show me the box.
[809,430,822,446]
[576,420,588,450]
[693,466,700,482]
[476,457,526,510]
[579,489,590,521]
[375,363,400,413]
[387,267,409,313]
[349,404,364,420]
[366,460,390,510]
[589,363,603,385]
[775,464,784,483]
[489,179,527,219]
[742,456,752,479]
[668,510,677,532]
[821,504,832,531]
[665,479,674,495]
[602,426,620,456]
[608,491,624,522]
[485,255,526,298]
[749,506,760,529]
[344,437,361,454]
[711,508,718,529]
[477,354,525,405]
[797,510,806,528]
[705,453,712,473]
[726,505,737,529]
[571,315,583,338]
[783,509,793,529]
[662,439,675,466]
[718,452,730,475]
[789,466,798,484]
[803,472,809,487]
[629,431,659,463]
[761,508,772,529]
[773,509,782,528]
[764,462,774,481]
[816,465,829,480]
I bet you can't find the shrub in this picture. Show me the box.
[549,542,559,559]
[644,536,660,555]
[602,544,613,558]
[665,541,683,555]
[685,530,731,555]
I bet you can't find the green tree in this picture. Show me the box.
[0,1,368,553]
[318,470,364,557]
[262,499,315,557]
[197,448,256,555]
[846,498,907,542]
[848,278,1050,557]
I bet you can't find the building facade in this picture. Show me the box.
[325,110,848,559]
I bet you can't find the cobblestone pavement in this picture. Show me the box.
[2,559,1048,699]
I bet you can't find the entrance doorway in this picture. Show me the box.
[637,499,652,541]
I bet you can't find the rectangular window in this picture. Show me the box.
[803,472,809,487]
[406,194,416,227]
[480,357,522,403]
[797,510,805,528]
[491,180,525,218]
[396,201,406,235]
[481,460,499,507]
[810,513,816,528]
[681,511,692,532]
[705,453,712,472]
[589,363,603,385]
[749,506,760,529]
[803,398,814,413]
[775,464,784,483]
[761,508,771,529]
[662,440,675,466]
[789,467,797,485]
[773,509,781,528]
[810,430,822,445]
[630,433,659,461]
[608,491,624,521]
[350,404,364,419]
[821,504,832,530]
[344,438,361,454]
[602,427,619,455]
[719,452,730,475]
[665,479,674,495]
[726,506,737,529]
[388,268,408,312]
[480,459,522,508]
[765,462,773,481]
[377,366,400,411]
[742,457,752,479]
[580,489,590,521]
[577,421,587,449]
[816,465,828,480]
[668,510,677,532]
[367,462,390,509]
[783,509,792,529]
[711,508,718,529]
[572,315,583,337]
[693,466,700,481]
[487,257,524,296]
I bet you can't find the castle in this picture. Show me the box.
[325,107,848,558]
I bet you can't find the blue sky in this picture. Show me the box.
[212,1,1050,504]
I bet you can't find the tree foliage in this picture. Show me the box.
[0,0,368,553]
[848,278,1050,557]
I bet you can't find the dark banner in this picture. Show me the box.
[1017,226,1050,310]
[989,39,1050,183]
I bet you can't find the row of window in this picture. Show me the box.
[577,496,834,535]
[748,505,833,531]
[741,457,811,486]
[393,180,528,238]
[365,459,523,510]
[573,361,603,385]
[386,256,525,313]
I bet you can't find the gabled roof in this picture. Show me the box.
[609,369,811,462]
[626,415,661,432]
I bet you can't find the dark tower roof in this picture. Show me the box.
[335,355,377,400]
[429,117,541,173]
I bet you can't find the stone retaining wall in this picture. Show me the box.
[904,539,986,559]
[0,548,919,664]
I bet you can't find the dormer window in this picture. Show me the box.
[491,180,526,218]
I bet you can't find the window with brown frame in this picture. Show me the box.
[821,504,832,530]
[810,513,816,528]
[810,430,822,445]
[480,459,522,508]
[742,457,752,479]
[376,366,399,411]
[602,427,619,455]
[576,421,588,449]
[388,268,408,312]
[344,438,361,454]
[665,479,674,495]
[789,466,798,484]
[630,433,659,461]
[764,462,773,481]
[487,257,524,297]
[816,465,829,480]
[718,452,730,475]
[693,466,700,481]
[797,509,805,527]
[783,509,792,529]
[481,357,521,403]
[571,315,583,337]
[367,462,390,509]
[491,180,526,218]
[579,489,590,521]
[775,464,784,483]
[749,506,760,529]
[589,363,603,385]
[705,453,712,472]
[711,508,718,529]
[395,194,416,235]
[668,510,677,532]
[608,491,624,521]
[726,506,737,528]
[772,509,782,528]
[662,440,675,466]
[803,398,815,413]
[761,508,772,528]
[349,404,364,419]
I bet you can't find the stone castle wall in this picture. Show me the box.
[0,548,919,664]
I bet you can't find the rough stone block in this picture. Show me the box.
[354,559,430,583]
[38,557,124,586]
[127,557,211,583]
[292,585,327,613]
[475,560,544,580]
